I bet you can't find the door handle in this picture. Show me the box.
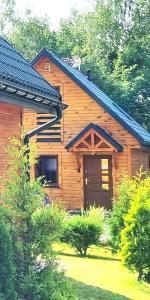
[85,178,90,185]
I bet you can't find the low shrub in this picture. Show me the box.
[109,175,137,253]
[32,203,65,257]
[62,206,105,255]
[20,266,78,300]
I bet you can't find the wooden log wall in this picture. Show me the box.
[131,149,150,176]
[23,56,150,209]
[0,102,22,178]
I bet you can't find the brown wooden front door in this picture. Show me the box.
[83,155,113,209]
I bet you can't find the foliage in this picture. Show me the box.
[8,11,58,61]
[120,175,150,280]
[32,203,65,257]
[56,0,150,130]
[109,175,137,253]
[0,0,16,35]
[62,207,105,255]
[21,267,78,300]
[0,207,16,300]
[0,138,76,299]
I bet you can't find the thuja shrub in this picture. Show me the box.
[0,138,77,299]
[120,176,150,281]
[109,174,137,253]
[32,203,65,256]
[22,267,78,300]
[62,207,105,256]
[0,207,16,300]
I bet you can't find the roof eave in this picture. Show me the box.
[0,81,67,113]
[0,91,53,113]
[142,141,150,147]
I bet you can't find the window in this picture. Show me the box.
[101,158,109,191]
[35,155,58,187]
[44,63,51,71]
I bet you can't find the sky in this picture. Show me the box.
[15,0,94,29]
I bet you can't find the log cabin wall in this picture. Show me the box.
[23,56,150,210]
[0,102,22,178]
[131,149,150,176]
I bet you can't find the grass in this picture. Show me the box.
[55,244,150,300]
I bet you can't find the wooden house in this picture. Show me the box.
[25,49,150,211]
[0,37,65,179]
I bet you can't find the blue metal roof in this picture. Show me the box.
[0,36,59,99]
[32,49,150,147]
[65,123,123,152]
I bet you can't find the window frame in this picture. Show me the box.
[35,155,59,188]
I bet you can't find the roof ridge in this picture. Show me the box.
[44,50,124,106]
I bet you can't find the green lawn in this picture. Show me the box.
[56,244,150,300]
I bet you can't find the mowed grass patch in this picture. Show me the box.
[55,244,150,300]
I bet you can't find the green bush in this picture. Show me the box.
[109,175,137,253]
[0,207,16,300]
[62,207,105,255]
[19,266,78,300]
[120,176,150,281]
[32,204,65,257]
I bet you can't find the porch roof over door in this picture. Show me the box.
[65,123,123,152]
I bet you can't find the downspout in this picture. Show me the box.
[23,106,62,179]
[23,106,62,145]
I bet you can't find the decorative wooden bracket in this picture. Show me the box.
[113,151,118,169]
[75,152,81,172]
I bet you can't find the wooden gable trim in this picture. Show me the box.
[70,129,117,152]
[68,128,118,153]
[66,123,123,153]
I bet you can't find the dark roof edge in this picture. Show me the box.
[31,48,47,65]
[31,49,150,147]
[0,80,67,112]
[65,123,123,152]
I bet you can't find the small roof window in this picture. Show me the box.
[45,63,51,71]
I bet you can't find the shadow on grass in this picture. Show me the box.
[69,277,131,300]
[59,251,120,262]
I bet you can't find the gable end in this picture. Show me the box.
[31,49,150,147]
